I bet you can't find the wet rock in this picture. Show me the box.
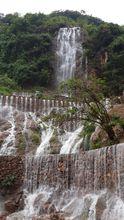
[95,194,107,220]
[0,131,9,146]
[90,126,108,147]
[0,212,8,220]
[14,112,25,131]
[44,203,56,214]
[28,120,40,131]
[5,200,18,214]
[48,213,64,220]
[4,191,24,214]
[32,213,64,220]
[0,119,11,132]
[91,104,124,147]
[49,135,61,154]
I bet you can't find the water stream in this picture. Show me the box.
[56,27,83,84]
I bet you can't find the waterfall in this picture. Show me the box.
[7,144,124,220]
[35,122,54,156]
[0,104,16,156]
[60,125,84,154]
[56,27,83,84]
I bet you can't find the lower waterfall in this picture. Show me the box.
[7,143,124,220]
[0,96,124,219]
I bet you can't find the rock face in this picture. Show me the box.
[0,119,11,132]
[91,104,124,147]
[0,118,12,146]
[32,213,64,220]
[4,190,24,214]
[95,193,107,220]
[0,156,24,215]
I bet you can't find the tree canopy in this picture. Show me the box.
[0,10,123,95]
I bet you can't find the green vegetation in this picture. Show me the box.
[0,175,15,188]
[84,23,124,96]
[0,10,123,95]
[31,132,41,145]
[0,75,18,95]
[60,77,122,145]
[17,134,26,152]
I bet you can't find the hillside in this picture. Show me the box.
[0,10,124,220]
[0,10,123,96]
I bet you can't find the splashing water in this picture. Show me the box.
[0,106,16,155]
[35,122,54,156]
[60,125,84,154]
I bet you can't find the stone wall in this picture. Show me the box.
[1,144,124,199]
[0,95,82,113]
[26,144,124,199]
[0,156,24,194]
[0,144,124,216]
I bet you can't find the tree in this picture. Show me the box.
[59,77,119,144]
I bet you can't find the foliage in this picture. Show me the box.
[0,75,18,95]
[0,10,123,94]
[0,175,15,188]
[17,134,26,152]
[31,132,41,145]
[84,23,124,96]
[60,77,119,144]
[110,116,124,129]
[0,10,103,90]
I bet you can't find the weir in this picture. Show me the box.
[1,143,124,220]
[0,95,82,113]
[25,143,124,198]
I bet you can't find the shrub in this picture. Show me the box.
[0,175,15,188]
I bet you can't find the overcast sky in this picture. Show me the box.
[0,0,123,25]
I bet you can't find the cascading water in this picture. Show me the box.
[35,122,54,156]
[60,125,84,154]
[56,27,83,84]
[1,94,124,220]
[1,25,124,219]
[0,100,16,155]
[7,143,124,220]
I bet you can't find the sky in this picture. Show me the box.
[0,0,123,25]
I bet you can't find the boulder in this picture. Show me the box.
[0,119,11,132]
[4,191,24,214]
[95,195,107,220]
[0,131,9,146]
[0,212,8,220]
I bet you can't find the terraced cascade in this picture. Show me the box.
[0,94,124,219]
[0,95,82,113]
[0,95,84,156]
[4,143,124,220]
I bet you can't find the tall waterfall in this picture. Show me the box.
[56,27,83,84]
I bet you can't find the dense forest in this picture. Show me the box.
[0,10,123,95]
